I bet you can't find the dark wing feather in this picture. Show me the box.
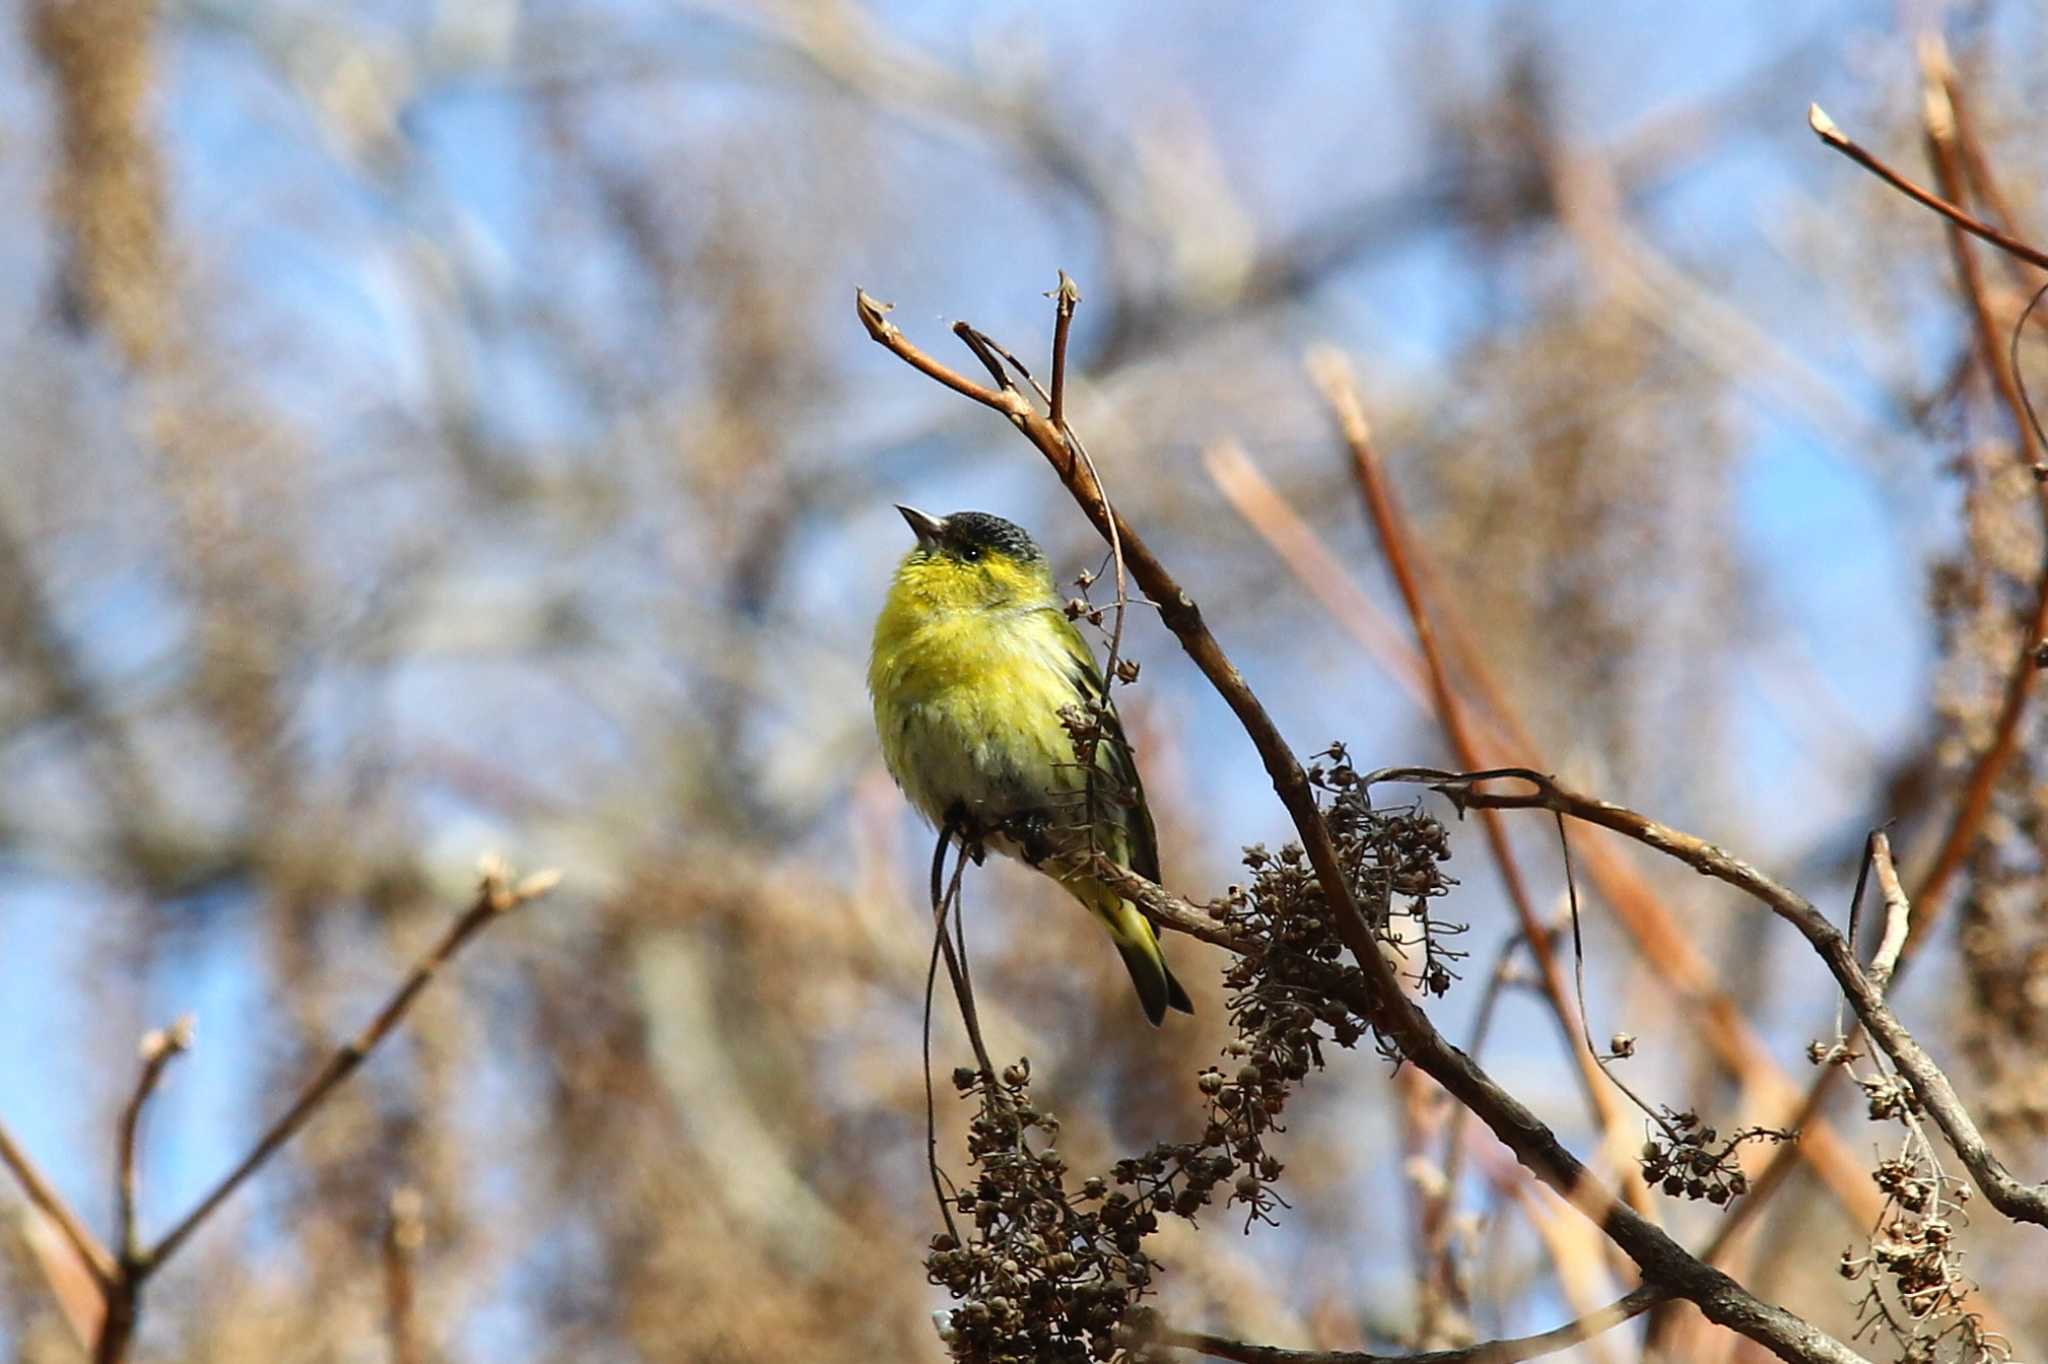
[1054,616,1162,884]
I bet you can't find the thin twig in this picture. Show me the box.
[96,1017,193,1364]
[1044,283,1134,863]
[144,859,559,1270]
[115,1017,193,1265]
[383,1187,426,1364]
[1309,349,1640,1158]
[2012,281,2048,457]
[1550,816,1663,1131]
[1155,1284,1666,1364]
[934,843,995,1082]
[921,820,1005,1240]
[1807,103,2048,270]
[1049,270,1079,427]
[1921,34,2035,270]
[0,1123,116,1288]
[924,823,963,1246]
[1904,80,2048,945]
[1866,834,1911,993]
[1413,765,2048,1230]
[1837,834,1880,1048]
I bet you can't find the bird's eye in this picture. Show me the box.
[958,544,982,562]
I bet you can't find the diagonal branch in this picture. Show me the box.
[858,288,1871,1364]
[143,860,560,1271]
[1309,348,1644,1172]
[1198,436,1878,1235]
[1808,103,2048,270]
[1431,766,2048,1229]
[0,1123,116,1289]
[1904,64,2048,947]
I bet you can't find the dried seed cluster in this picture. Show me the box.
[1120,752,1461,1228]
[1858,1072,1926,1123]
[1841,1141,2008,1364]
[927,1061,1143,1363]
[928,744,1464,1363]
[1235,745,1465,1005]
[1635,1110,1787,1206]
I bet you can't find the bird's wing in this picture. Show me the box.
[1048,609,1162,885]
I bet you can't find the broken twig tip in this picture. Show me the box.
[1807,103,1844,145]
[855,288,897,340]
[139,1015,196,1062]
[1916,31,1954,82]
[1920,85,1955,141]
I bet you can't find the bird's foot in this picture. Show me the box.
[996,810,1057,866]
[943,802,992,865]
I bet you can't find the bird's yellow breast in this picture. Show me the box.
[869,577,1085,831]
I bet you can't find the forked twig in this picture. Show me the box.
[146,861,559,1270]
[0,860,554,1363]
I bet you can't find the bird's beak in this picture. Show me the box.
[896,504,947,547]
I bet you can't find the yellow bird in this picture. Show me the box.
[869,506,1193,1024]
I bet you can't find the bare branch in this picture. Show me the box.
[1866,834,1910,993]
[0,1126,115,1290]
[115,1017,193,1265]
[143,859,559,1270]
[855,290,1028,417]
[1049,270,1079,427]
[1436,766,2048,1229]
[1808,102,2048,269]
[1309,348,1637,1161]
[1903,72,2048,947]
[383,1188,426,1364]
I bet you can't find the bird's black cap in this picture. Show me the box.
[896,507,1045,565]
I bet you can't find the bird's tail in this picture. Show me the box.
[1093,891,1195,1027]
